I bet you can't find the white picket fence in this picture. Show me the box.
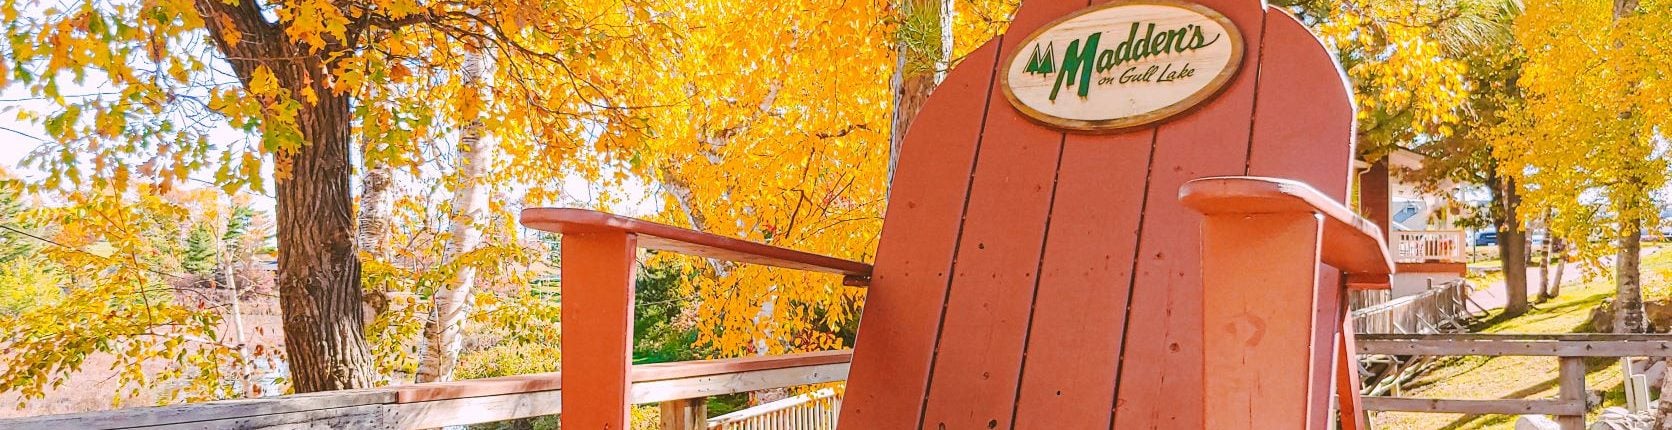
[707,388,840,430]
[1392,230,1467,263]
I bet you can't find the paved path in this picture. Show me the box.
[1472,247,1660,311]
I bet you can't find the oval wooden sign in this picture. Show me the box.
[1000,1,1244,132]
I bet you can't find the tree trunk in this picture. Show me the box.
[886,0,953,182]
[195,0,377,393]
[1616,219,1646,333]
[357,157,394,319]
[1538,212,1553,302]
[273,90,379,392]
[1495,173,1530,317]
[1550,238,1567,297]
[277,88,379,392]
[357,166,393,260]
[416,54,489,383]
[223,245,255,397]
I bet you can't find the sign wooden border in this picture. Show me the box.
[999,0,1246,133]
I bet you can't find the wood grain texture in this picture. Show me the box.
[917,0,1081,426]
[0,390,395,430]
[393,350,851,403]
[1110,1,1266,427]
[1177,177,1393,275]
[836,38,1003,429]
[1243,13,1359,424]
[1361,397,1585,415]
[1010,129,1155,429]
[1337,310,1370,430]
[1199,212,1323,429]
[520,209,871,276]
[558,231,637,430]
[1557,357,1587,430]
[1357,338,1672,356]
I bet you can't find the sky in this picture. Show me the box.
[0,83,661,219]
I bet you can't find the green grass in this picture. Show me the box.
[1371,248,1672,430]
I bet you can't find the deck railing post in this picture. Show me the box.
[660,397,708,430]
[1200,211,1327,429]
[1557,356,1586,430]
[560,231,639,430]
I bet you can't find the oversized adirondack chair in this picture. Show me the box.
[520,0,1394,428]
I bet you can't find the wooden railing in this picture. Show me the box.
[1351,280,1472,334]
[1356,333,1672,430]
[707,388,840,430]
[0,351,851,430]
[1392,230,1467,263]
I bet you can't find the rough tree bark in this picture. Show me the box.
[195,0,377,392]
[1490,170,1530,317]
[886,0,953,181]
[416,53,489,383]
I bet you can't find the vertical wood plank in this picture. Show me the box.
[660,398,707,430]
[560,231,638,430]
[1113,1,1269,428]
[1557,357,1587,430]
[1337,314,1368,430]
[915,0,1093,428]
[915,114,1061,429]
[837,38,1002,428]
[1200,212,1324,430]
[1011,130,1154,430]
[1246,10,1360,428]
[1245,7,1357,199]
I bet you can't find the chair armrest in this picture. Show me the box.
[521,208,873,285]
[1179,176,1394,288]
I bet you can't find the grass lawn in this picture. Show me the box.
[1370,248,1672,430]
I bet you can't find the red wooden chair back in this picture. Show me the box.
[836,0,1357,428]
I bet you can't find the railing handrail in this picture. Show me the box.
[1353,333,1672,429]
[1390,230,1467,263]
[1,351,853,430]
[707,388,839,427]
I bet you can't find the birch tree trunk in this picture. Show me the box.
[1613,0,1646,336]
[357,151,394,318]
[416,53,490,383]
[1616,218,1646,334]
[1550,237,1566,297]
[218,231,255,397]
[886,0,953,182]
[1538,212,1553,302]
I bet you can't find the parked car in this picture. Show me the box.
[1471,230,1547,246]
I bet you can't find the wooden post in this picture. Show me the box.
[1201,212,1326,429]
[660,397,707,430]
[560,231,638,430]
[1337,316,1369,430]
[1556,356,1586,430]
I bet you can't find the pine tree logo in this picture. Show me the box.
[1024,42,1056,76]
